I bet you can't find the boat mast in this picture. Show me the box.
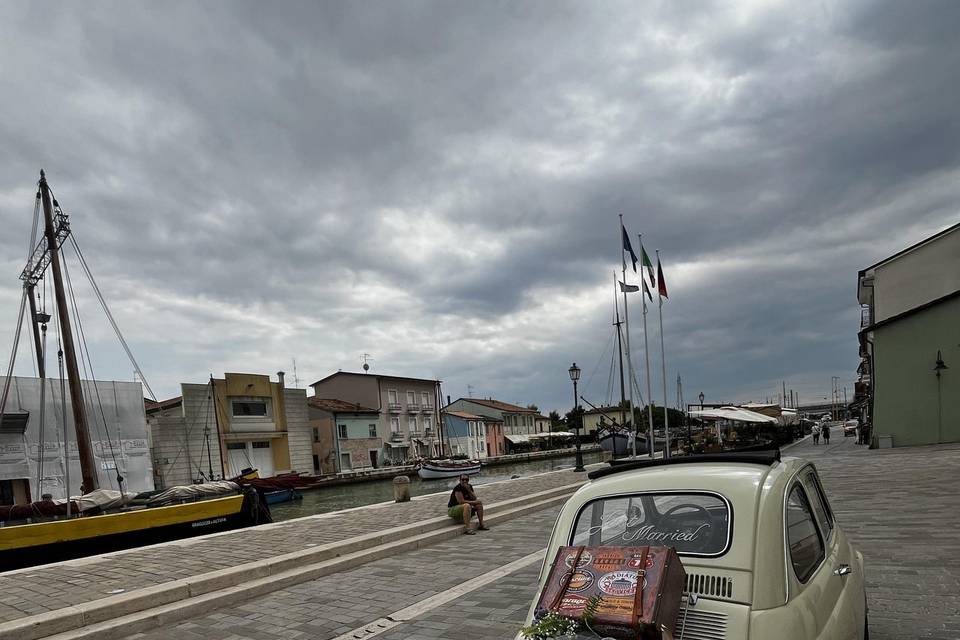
[39,170,98,493]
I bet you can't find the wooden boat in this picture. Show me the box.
[0,171,270,571]
[264,488,303,505]
[417,459,481,479]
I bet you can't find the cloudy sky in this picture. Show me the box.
[1,1,957,415]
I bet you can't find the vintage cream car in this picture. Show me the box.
[523,451,867,639]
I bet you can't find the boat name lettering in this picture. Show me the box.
[191,517,227,528]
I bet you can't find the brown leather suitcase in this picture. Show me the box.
[535,545,686,640]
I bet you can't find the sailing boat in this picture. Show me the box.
[0,171,269,571]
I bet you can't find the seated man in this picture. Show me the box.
[448,474,488,535]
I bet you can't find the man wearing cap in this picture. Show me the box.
[448,474,488,535]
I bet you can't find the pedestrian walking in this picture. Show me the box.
[822,423,831,445]
[812,423,821,445]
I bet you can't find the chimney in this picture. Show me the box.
[277,371,286,388]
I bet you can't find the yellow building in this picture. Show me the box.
[147,372,312,487]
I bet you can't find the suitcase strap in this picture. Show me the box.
[631,546,650,627]
[548,546,586,612]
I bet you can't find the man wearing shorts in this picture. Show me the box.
[448,474,488,535]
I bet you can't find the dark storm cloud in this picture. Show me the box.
[1,0,958,412]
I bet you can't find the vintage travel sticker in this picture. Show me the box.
[598,570,641,597]
[558,594,590,613]
[592,553,629,572]
[594,596,635,616]
[563,550,593,568]
[564,569,595,592]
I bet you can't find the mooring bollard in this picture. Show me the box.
[393,475,411,502]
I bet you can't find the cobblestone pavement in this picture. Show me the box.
[786,436,960,640]
[124,506,561,640]
[0,468,589,624]
[128,436,960,640]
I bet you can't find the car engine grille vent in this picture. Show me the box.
[685,572,734,599]
[676,607,728,640]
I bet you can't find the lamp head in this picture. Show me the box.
[568,362,581,382]
[698,392,705,404]
[934,350,948,376]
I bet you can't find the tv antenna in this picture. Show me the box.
[467,384,474,398]
[291,358,300,388]
[361,353,374,373]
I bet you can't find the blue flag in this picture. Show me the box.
[622,225,638,272]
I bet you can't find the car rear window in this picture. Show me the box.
[570,492,731,557]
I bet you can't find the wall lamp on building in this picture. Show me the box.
[934,350,948,378]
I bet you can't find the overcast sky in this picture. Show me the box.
[1,1,957,416]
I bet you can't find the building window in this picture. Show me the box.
[338,424,348,439]
[421,391,430,407]
[390,417,400,433]
[312,454,320,471]
[312,428,319,442]
[409,416,418,432]
[232,400,267,417]
[252,441,270,449]
[369,424,378,438]
[388,389,398,404]
[226,442,246,450]
[406,390,416,405]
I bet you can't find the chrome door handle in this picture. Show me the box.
[833,564,851,577]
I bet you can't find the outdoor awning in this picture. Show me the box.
[505,434,531,444]
[384,441,409,448]
[530,431,574,439]
[688,407,779,424]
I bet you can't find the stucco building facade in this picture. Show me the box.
[857,223,959,447]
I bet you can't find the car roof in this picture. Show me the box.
[587,450,781,481]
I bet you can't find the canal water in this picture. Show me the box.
[270,450,607,521]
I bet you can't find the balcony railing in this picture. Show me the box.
[420,404,434,414]
[390,431,403,441]
[860,306,873,330]
[406,403,421,413]
[408,430,423,439]
[388,403,402,413]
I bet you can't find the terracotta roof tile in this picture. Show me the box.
[308,397,379,413]
[458,398,538,413]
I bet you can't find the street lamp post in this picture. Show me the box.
[698,392,705,448]
[569,362,584,472]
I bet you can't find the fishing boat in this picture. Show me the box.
[0,171,270,571]
[417,459,481,479]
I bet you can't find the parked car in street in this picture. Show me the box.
[843,419,860,437]
[522,451,868,639]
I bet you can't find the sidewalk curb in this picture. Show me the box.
[1,482,584,640]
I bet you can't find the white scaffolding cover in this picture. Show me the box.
[0,376,155,500]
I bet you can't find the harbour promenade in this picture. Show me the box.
[118,436,958,640]
[4,437,958,640]
[0,466,595,640]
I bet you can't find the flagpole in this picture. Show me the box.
[639,235,655,458]
[656,250,670,459]
[613,271,628,456]
[619,214,638,458]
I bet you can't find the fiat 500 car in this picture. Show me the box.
[523,451,867,639]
